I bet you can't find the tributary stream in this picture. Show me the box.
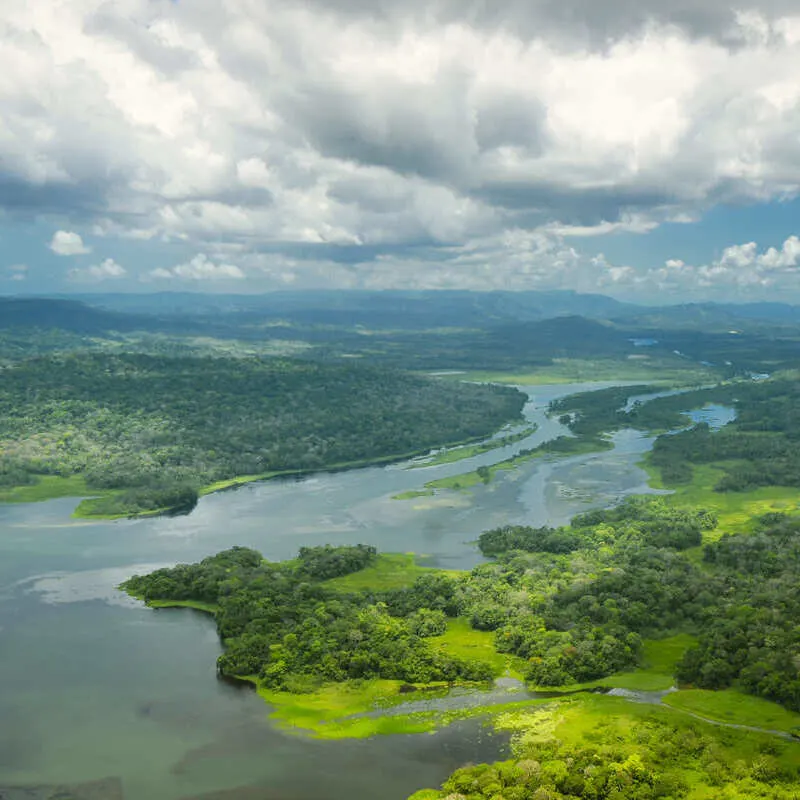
[0,383,734,800]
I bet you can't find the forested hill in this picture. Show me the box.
[0,297,156,334]
[0,353,525,517]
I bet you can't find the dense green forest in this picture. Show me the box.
[0,353,524,516]
[123,495,798,702]
[411,505,800,799]
[123,545,494,689]
[648,379,800,492]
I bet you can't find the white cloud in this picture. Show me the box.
[756,235,800,269]
[2,1,800,295]
[719,242,759,268]
[68,258,126,281]
[588,234,800,298]
[49,231,91,256]
[149,253,245,281]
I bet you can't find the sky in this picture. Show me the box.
[3,0,800,302]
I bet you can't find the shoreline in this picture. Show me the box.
[0,422,525,521]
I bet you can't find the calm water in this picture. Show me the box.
[0,383,732,799]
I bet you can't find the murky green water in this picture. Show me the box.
[0,383,732,799]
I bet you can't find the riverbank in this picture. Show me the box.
[407,425,539,469]
[0,425,525,521]
[123,545,800,746]
[126,579,800,740]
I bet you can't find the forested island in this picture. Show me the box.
[123,497,800,797]
[0,353,525,518]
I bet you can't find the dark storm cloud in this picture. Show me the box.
[280,71,480,186]
[286,0,799,46]
[0,175,113,217]
[475,182,676,225]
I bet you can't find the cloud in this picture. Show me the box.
[149,253,245,281]
[290,1,800,47]
[49,231,91,256]
[239,230,800,299]
[594,234,800,298]
[68,258,127,282]
[2,1,800,295]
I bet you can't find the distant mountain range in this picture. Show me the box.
[3,291,800,336]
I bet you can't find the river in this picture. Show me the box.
[0,382,733,800]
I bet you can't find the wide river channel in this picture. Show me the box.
[0,382,735,800]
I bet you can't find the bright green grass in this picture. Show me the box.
[198,472,278,495]
[256,678,553,739]
[644,461,800,538]
[255,678,433,738]
[538,693,800,773]
[533,634,696,693]
[518,692,800,766]
[324,553,460,592]
[424,470,489,491]
[460,357,717,386]
[423,449,545,491]
[145,599,220,614]
[0,475,97,504]
[593,634,697,692]
[430,618,526,680]
[122,589,220,614]
[0,476,136,521]
[73,495,165,520]
[408,426,538,469]
[392,489,435,501]
[642,633,698,675]
[663,689,800,734]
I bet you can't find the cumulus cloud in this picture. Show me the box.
[68,258,127,282]
[49,231,91,256]
[149,253,245,281]
[590,234,800,298]
[3,1,800,294]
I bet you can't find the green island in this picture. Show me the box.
[408,425,539,469]
[122,374,800,798]
[418,434,614,493]
[0,353,525,519]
